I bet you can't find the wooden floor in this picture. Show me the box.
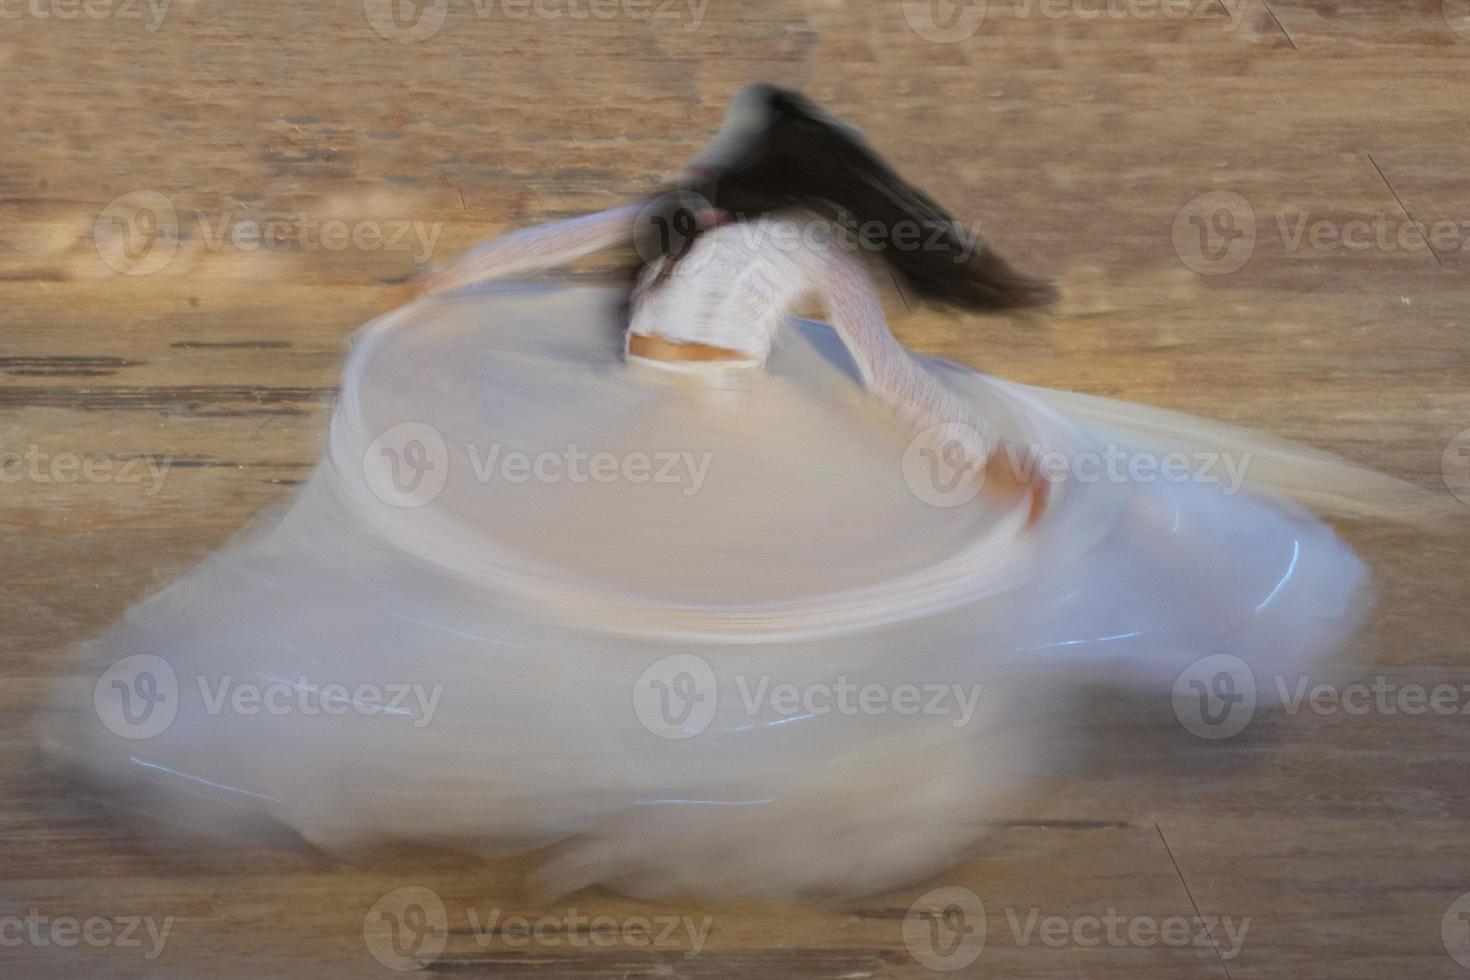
[4,1,1469,976]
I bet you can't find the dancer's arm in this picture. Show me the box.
[417,204,642,299]
[804,246,990,464]
[804,245,1045,518]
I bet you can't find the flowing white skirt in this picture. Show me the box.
[43,286,1414,899]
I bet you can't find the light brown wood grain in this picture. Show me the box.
[3,0,1469,976]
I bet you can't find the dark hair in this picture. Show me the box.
[638,85,1056,312]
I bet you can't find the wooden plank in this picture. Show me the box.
[3,1,1469,976]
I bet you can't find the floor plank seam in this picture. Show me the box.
[1154,819,1235,980]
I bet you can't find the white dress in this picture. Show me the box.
[45,206,1431,900]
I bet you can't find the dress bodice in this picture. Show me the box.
[627,216,823,365]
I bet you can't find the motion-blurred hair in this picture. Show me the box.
[641,85,1056,313]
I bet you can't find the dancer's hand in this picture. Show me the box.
[981,444,1050,529]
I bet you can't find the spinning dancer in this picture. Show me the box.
[49,86,1435,901]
